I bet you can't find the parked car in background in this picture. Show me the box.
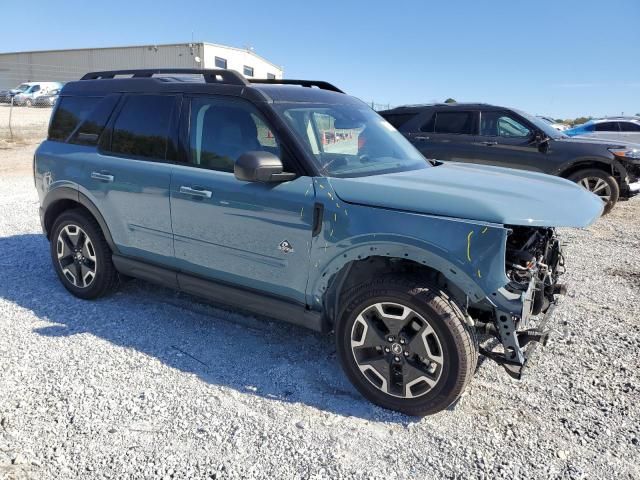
[33,88,62,107]
[0,83,32,103]
[34,68,603,416]
[12,82,63,106]
[537,115,569,131]
[565,117,640,144]
[380,103,640,214]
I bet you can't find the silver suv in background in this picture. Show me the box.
[565,117,640,144]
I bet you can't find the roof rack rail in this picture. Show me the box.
[249,78,344,94]
[80,68,249,86]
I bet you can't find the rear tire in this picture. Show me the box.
[568,168,619,215]
[50,209,119,299]
[335,275,477,416]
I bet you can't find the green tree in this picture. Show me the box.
[444,98,457,103]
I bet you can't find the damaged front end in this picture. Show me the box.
[470,226,567,379]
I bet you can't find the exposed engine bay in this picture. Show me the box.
[471,226,567,378]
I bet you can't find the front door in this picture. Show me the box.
[472,110,548,172]
[170,95,316,304]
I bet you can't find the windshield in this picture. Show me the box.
[517,110,567,139]
[15,84,30,92]
[274,103,430,177]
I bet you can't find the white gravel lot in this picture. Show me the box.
[1,144,639,479]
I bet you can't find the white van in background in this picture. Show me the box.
[12,82,64,106]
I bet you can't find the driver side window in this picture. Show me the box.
[189,97,282,172]
[480,111,531,138]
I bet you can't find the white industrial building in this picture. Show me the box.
[0,42,284,90]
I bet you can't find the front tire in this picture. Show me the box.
[569,168,619,215]
[50,209,118,299]
[336,275,477,416]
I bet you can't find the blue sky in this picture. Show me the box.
[2,0,638,118]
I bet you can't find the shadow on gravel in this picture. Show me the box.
[0,233,412,423]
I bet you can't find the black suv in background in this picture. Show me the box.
[380,103,640,214]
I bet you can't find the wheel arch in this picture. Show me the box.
[314,242,503,330]
[42,187,118,253]
[557,157,622,180]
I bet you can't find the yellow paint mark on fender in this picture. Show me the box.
[318,184,325,189]
[481,227,488,234]
[300,207,304,218]
[477,269,482,278]
[467,231,473,262]
[334,213,337,222]
[327,192,334,200]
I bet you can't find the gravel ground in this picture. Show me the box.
[1,144,639,479]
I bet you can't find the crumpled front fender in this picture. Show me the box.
[306,178,510,307]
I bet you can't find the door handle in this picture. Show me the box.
[482,141,498,146]
[179,186,212,199]
[414,136,430,141]
[91,171,114,182]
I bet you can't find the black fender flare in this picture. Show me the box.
[555,156,628,180]
[42,187,119,253]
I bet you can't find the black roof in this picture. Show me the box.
[379,103,509,114]
[62,68,356,105]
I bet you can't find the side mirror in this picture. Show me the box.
[533,131,550,152]
[234,151,296,183]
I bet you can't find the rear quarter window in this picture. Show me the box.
[382,113,416,129]
[49,96,104,142]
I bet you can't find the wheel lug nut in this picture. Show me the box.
[400,339,405,345]
[387,336,394,342]
[384,347,390,353]
[403,351,409,357]
[394,356,400,362]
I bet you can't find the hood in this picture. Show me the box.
[555,135,640,149]
[329,163,603,227]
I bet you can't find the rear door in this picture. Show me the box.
[169,95,316,304]
[83,93,179,265]
[472,110,548,171]
[407,109,479,163]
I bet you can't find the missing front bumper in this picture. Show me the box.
[479,301,559,380]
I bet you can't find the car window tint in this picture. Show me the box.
[480,111,531,137]
[49,96,103,142]
[110,95,175,160]
[383,113,415,129]
[433,112,472,134]
[594,122,619,132]
[619,122,640,132]
[189,97,281,172]
[68,94,119,146]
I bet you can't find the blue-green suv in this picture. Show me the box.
[35,69,602,415]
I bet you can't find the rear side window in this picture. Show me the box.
[594,122,619,132]
[620,122,640,132]
[110,95,176,160]
[432,111,473,134]
[382,113,415,129]
[49,96,103,142]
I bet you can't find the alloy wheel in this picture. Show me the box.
[350,302,444,398]
[578,177,611,203]
[56,224,98,288]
